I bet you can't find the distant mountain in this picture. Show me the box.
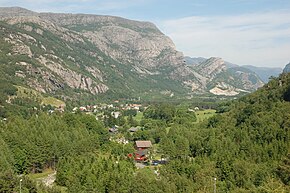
[184,57,264,96]
[242,65,282,83]
[183,56,206,65]
[186,56,282,84]
[0,7,265,101]
[185,56,238,68]
[283,62,290,74]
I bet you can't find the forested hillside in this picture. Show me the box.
[0,7,265,102]
[0,73,289,192]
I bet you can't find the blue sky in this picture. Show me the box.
[1,0,290,67]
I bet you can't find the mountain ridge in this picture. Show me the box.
[0,7,265,101]
[186,56,283,83]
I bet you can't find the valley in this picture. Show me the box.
[0,7,270,104]
[0,6,289,193]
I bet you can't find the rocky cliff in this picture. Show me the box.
[0,7,264,100]
[185,57,264,96]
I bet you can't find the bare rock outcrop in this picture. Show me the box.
[0,7,264,98]
[36,55,108,94]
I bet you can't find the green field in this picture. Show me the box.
[16,86,65,107]
[42,97,65,107]
[195,109,216,123]
[132,110,216,124]
[27,168,55,180]
[134,112,143,122]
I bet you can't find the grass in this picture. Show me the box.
[28,169,68,193]
[42,96,65,107]
[16,85,42,101]
[195,109,216,123]
[16,86,65,107]
[27,168,55,180]
[54,186,68,193]
[134,112,143,122]
[165,127,170,134]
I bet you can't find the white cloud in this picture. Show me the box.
[159,11,290,67]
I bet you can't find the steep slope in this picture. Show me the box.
[190,71,290,192]
[0,7,264,100]
[39,13,184,70]
[186,56,282,84]
[0,7,188,100]
[186,57,264,96]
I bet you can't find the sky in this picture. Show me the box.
[1,0,290,68]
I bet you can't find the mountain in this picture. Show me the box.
[0,7,263,101]
[186,56,282,83]
[183,56,206,65]
[185,56,239,68]
[0,7,187,100]
[242,65,282,83]
[283,62,290,73]
[185,57,264,96]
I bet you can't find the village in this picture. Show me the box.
[17,99,214,172]
[67,101,214,170]
[71,102,168,168]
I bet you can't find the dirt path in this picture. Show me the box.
[39,171,57,187]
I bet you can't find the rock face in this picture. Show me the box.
[283,62,290,73]
[40,12,184,72]
[185,57,264,96]
[0,7,264,99]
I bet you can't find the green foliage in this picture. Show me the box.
[56,154,136,192]
[0,71,289,192]
[0,138,14,173]
[276,154,290,185]
[0,171,37,193]
[144,104,176,122]
[174,108,197,126]
[123,109,137,116]
[0,113,107,174]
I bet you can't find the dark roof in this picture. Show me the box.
[109,127,118,132]
[129,127,139,132]
[135,140,152,148]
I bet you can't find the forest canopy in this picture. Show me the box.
[0,73,289,192]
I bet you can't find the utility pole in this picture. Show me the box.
[20,179,22,193]
[213,177,217,193]
[54,155,56,171]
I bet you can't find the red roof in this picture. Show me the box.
[135,141,152,148]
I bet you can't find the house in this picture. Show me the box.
[111,111,121,118]
[131,104,142,110]
[109,127,118,133]
[129,127,139,132]
[132,140,152,162]
[134,149,149,162]
[135,140,152,150]
[79,106,87,111]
